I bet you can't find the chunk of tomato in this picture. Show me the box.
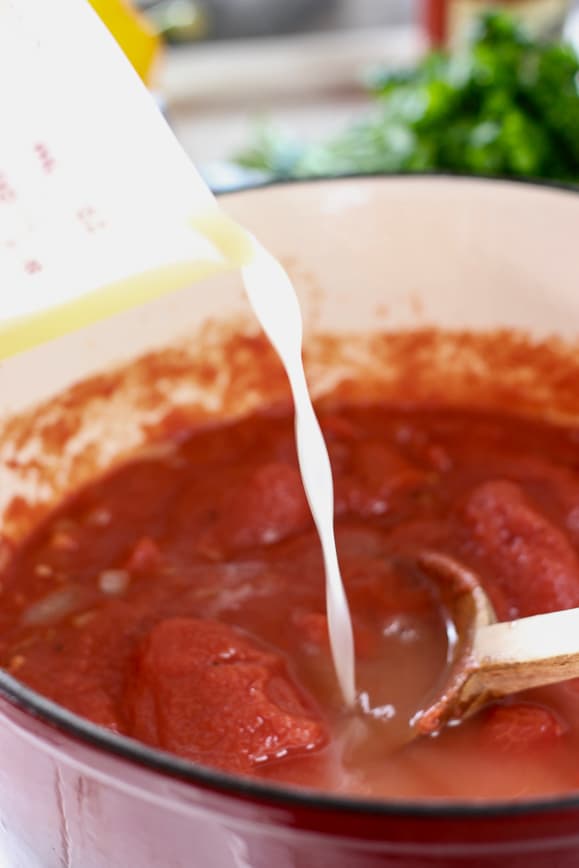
[125,617,327,773]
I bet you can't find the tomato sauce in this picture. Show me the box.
[2,403,579,800]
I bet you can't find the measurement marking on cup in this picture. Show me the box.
[77,206,106,234]
[0,173,16,202]
[24,259,42,275]
[33,142,56,174]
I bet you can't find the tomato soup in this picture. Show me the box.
[2,403,579,800]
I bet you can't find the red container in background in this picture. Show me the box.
[423,0,447,44]
[423,0,570,45]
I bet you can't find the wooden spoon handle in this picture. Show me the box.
[462,606,579,706]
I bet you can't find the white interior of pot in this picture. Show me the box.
[0,176,577,544]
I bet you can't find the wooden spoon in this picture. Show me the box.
[413,552,579,735]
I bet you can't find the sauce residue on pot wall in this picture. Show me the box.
[2,325,578,543]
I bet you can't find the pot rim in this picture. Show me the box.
[215,167,579,197]
[2,172,579,821]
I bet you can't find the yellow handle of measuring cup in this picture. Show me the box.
[0,211,255,362]
[87,0,161,85]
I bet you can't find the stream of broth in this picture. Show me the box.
[198,216,357,709]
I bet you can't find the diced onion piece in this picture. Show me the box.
[99,569,130,596]
[22,587,82,626]
[85,507,112,528]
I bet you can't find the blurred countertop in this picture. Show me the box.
[159,23,424,177]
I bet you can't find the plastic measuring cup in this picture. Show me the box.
[0,0,252,360]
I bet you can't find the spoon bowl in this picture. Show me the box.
[413,552,579,735]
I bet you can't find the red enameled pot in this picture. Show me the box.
[0,176,578,867]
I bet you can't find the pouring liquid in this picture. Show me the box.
[200,218,357,707]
